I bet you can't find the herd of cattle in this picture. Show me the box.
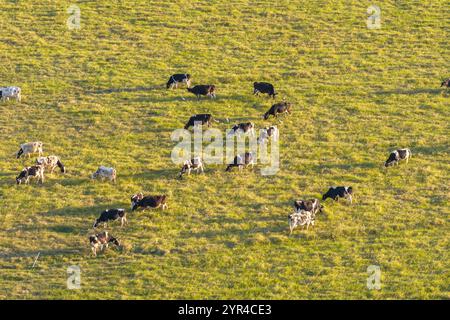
[4,75,448,256]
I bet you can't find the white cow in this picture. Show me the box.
[17,142,43,159]
[91,166,117,183]
[288,210,315,234]
[0,86,21,102]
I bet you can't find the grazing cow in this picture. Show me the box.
[36,156,65,174]
[93,209,127,228]
[16,165,45,184]
[288,210,315,234]
[263,101,291,120]
[131,193,168,211]
[225,152,255,172]
[187,85,216,99]
[257,126,279,144]
[322,186,353,204]
[0,86,21,102]
[167,73,191,89]
[441,78,450,88]
[384,148,412,167]
[91,166,117,183]
[228,122,255,137]
[17,141,43,159]
[89,231,120,257]
[178,157,204,178]
[294,199,323,215]
[184,114,215,129]
[253,82,277,98]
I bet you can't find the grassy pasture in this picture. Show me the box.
[0,0,448,299]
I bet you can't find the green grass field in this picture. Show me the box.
[0,0,448,299]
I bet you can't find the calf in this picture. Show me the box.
[178,157,204,178]
[253,82,276,98]
[225,152,255,172]
[93,209,127,228]
[131,193,168,211]
[322,186,353,204]
[384,148,411,167]
[0,86,21,102]
[36,155,65,174]
[288,210,315,234]
[228,122,255,137]
[263,102,291,120]
[91,166,117,183]
[257,126,279,144]
[16,165,45,184]
[294,199,323,216]
[184,114,214,129]
[167,73,191,89]
[89,231,120,257]
[441,78,450,88]
[17,141,43,159]
[187,85,216,99]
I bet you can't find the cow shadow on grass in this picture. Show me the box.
[85,85,161,95]
[43,203,124,217]
[316,161,379,172]
[0,248,81,260]
[374,88,444,95]
[412,144,449,156]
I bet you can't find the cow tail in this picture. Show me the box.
[57,159,65,173]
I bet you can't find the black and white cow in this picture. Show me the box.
[167,74,191,89]
[93,209,127,228]
[288,210,315,234]
[253,82,277,98]
[131,193,168,211]
[225,152,255,172]
[89,231,120,256]
[17,141,43,159]
[178,157,204,178]
[384,148,412,167]
[0,86,21,102]
[322,186,353,204]
[184,114,215,129]
[228,122,255,137]
[36,155,65,174]
[294,199,323,215]
[16,165,45,184]
[187,85,216,99]
[263,102,291,120]
[441,78,450,88]
[257,126,279,144]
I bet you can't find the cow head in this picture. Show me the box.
[16,169,27,184]
[384,152,398,167]
[108,236,120,247]
[130,193,144,210]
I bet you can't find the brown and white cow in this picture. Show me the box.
[225,152,255,172]
[89,231,120,256]
[131,193,168,211]
[294,199,323,216]
[257,126,279,144]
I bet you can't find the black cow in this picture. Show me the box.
[93,209,127,228]
[263,101,291,120]
[385,148,412,167]
[322,186,353,204]
[294,199,323,215]
[187,85,216,99]
[184,114,214,129]
[167,73,191,89]
[225,152,255,172]
[131,193,168,211]
[89,231,120,256]
[253,82,277,98]
[441,78,450,88]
